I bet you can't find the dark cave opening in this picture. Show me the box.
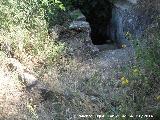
[78,1,114,45]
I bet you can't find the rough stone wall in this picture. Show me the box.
[110,0,160,47]
[79,0,113,45]
[74,0,160,46]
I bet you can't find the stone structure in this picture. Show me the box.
[78,0,113,45]
[76,0,160,46]
[109,0,160,47]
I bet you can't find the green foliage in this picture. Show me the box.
[0,0,43,30]
[0,0,66,64]
[0,0,68,30]
[41,0,70,28]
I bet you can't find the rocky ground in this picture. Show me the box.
[1,11,157,120]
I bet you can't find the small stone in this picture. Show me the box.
[18,72,38,89]
[69,21,90,31]
[90,96,98,103]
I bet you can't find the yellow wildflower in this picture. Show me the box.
[121,77,129,86]
[125,31,130,36]
[122,79,129,85]
[121,77,125,81]
[125,31,131,37]
[156,95,160,101]
[122,44,127,48]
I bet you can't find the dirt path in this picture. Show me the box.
[0,21,136,120]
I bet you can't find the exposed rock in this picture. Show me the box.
[69,21,90,32]
[127,0,138,4]
[109,0,160,47]
[75,0,159,46]
[18,72,38,89]
[77,0,113,45]
[6,58,38,89]
[6,58,48,91]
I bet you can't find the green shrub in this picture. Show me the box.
[0,0,66,65]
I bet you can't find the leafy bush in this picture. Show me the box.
[0,0,66,65]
